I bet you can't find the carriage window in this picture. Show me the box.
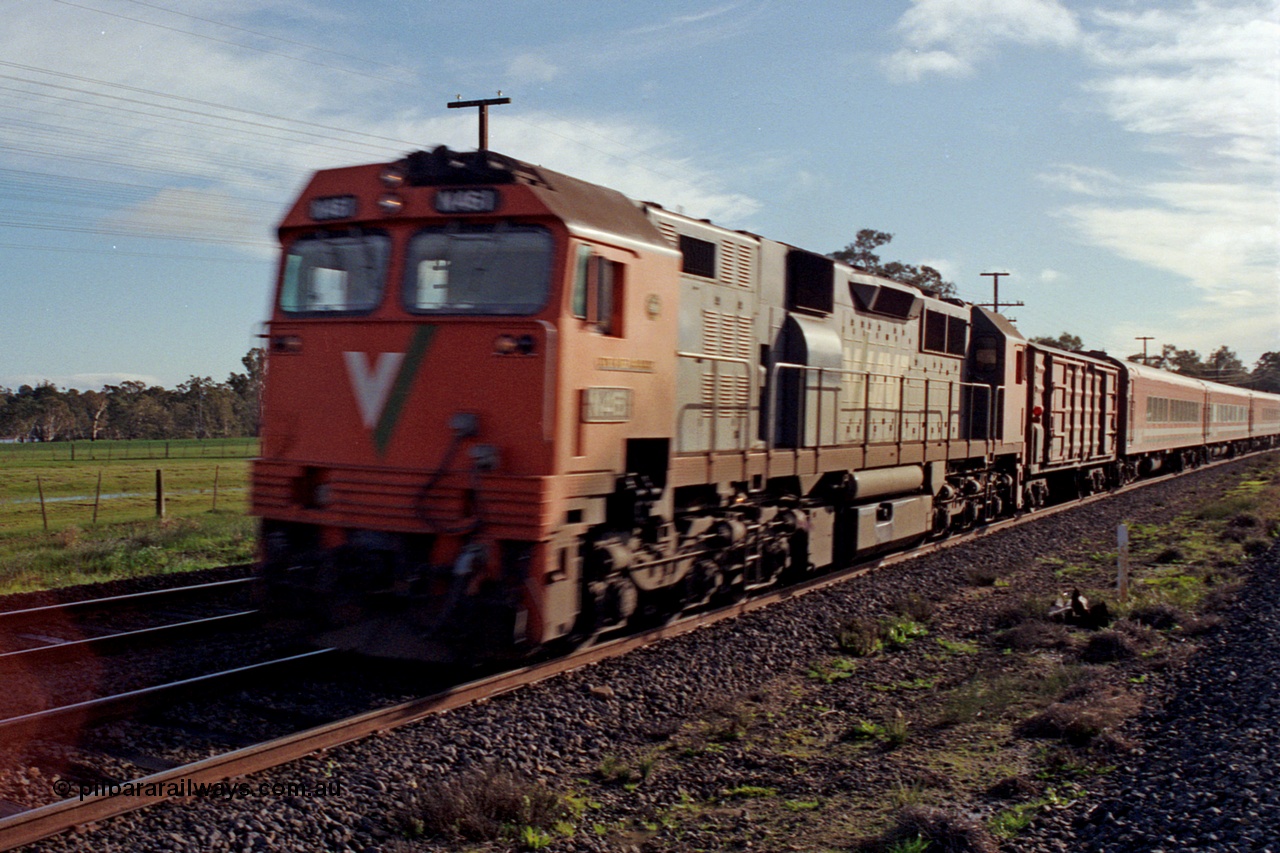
[279,231,389,313]
[404,224,552,315]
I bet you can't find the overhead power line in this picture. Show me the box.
[0,60,423,149]
[50,0,414,85]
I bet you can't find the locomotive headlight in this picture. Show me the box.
[377,193,404,214]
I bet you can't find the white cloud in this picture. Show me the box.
[1038,164,1131,197]
[1081,6,1279,170]
[918,257,959,282]
[103,187,275,251]
[506,53,560,84]
[884,0,1080,82]
[490,115,761,223]
[0,2,758,248]
[902,1,1280,359]
[1053,3,1280,359]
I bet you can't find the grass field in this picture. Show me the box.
[0,439,258,595]
[0,437,258,464]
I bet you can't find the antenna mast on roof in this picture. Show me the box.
[447,92,511,150]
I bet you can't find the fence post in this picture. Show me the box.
[93,470,103,524]
[37,476,49,532]
[156,469,166,519]
[1117,523,1130,602]
[212,465,220,512]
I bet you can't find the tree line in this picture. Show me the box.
[0,349,263,442]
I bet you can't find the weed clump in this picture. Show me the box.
[1243,537,1273,558]
[838,616,884,656]
[1229,512,1260,529]
[860,805,999,853]
[965,566,999,587]
[995,621,1072,652]
[836,614,928,656]
[1127,603,1183,630]
[597,754,655,786]
[1077,631,1135,663]
[401,768,567,844]
[841,713,909,749]
[991,595,1052,630]
[889,592,936,623]
[986,775,1043,800]
[1016,680,1140,747]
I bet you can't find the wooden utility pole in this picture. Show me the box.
[447,93,511,150]
[977,272,1024,318]
[1135,336,1155,365]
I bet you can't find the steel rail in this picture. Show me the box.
[0,576,255,633]
[0,609,260,669]
[0,648,334,745]
[0,451,1265,851]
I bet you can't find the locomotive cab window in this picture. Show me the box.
[404,224,551,315]
[572,246,623,336]
[280,231,389,314]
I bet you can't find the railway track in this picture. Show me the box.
[0,453,1266,851]
[0,578,257,650]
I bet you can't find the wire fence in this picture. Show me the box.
[0,438,259,464]
[0,461,252,536]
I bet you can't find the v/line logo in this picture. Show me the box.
[342,325,437,455]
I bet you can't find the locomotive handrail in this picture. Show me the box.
[766,362,999,454]
[674,353,1000,457]
[675,350,754,453]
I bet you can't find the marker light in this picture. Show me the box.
[493,334,537,356]
[377,193,404,215]
[379,165,405,188]
[272,335,302,353]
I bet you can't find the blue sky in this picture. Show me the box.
[1,0,1276,390]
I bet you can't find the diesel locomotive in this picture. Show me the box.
[253,146,1280,661]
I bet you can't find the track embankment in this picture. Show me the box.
[11,454,1280,852]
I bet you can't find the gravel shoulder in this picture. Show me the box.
[13,455,1280,853]
[1016,542,1280,852]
